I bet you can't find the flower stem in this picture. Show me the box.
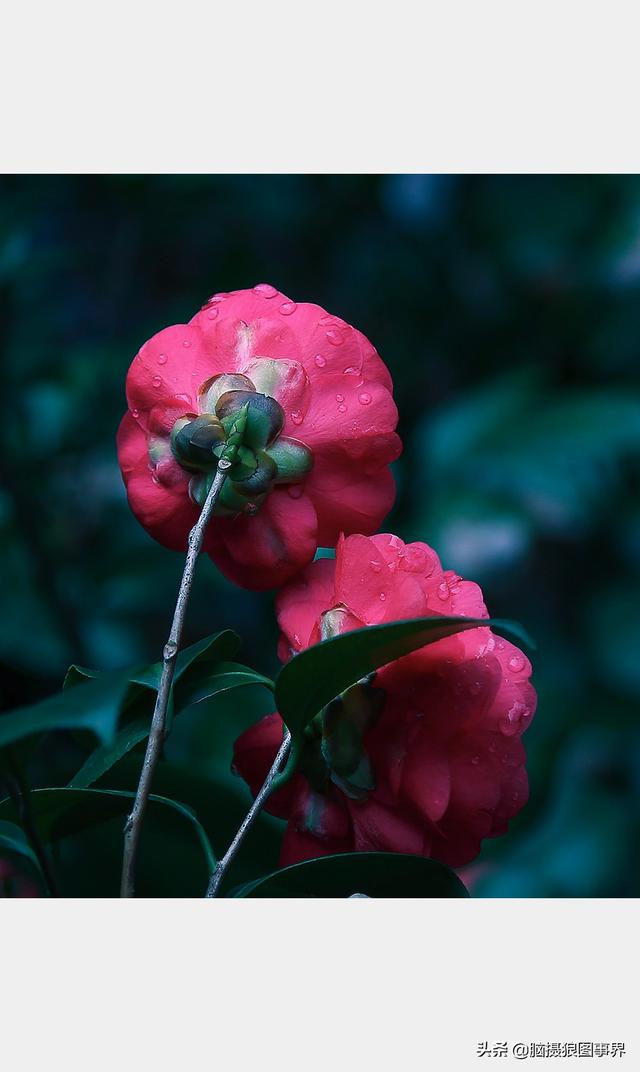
[120,459,230,898]
[205,727,291,898]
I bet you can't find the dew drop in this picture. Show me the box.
[468,681,483,696]
[498,701,531,737]
[253,283,278,298]
[358,392,372,406]
[245,503,259,516]
[207,308,219,320]
[151,474,160,485]
[314,354,327,368]
[508,653,525,673]
[290,410,303,426]
[343,365,359,375]
[370,560,382,574]
[326,329,345,346]
[131,407,140,419]
[152,375,162,388]
[437,581,449,601]
[404,546,427,572]
[335,393,345,402]
[471,756,480,766]
[288,485,303,499]
[175,393,191,404]
[338,404,347,413]
[379,593,386,602]
[279,300,297,316]
[183,339,191,348]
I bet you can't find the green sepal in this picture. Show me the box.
[232,450,278,497]
[216,390,285,448]
[198,373,255,414]
[217,479,255,517]
[267,437,314,482]
[171,414,225,471]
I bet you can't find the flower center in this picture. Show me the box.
[167,371,313,518]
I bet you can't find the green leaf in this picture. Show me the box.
[234,852,469,898]
[0,632,240,756]
[0,672,132,750]
[175,661,274,709]
[63,630,240,692]
[69,661,273,789]
[0,787,216,874]
[275,615,533,756]
[0,820,42,874]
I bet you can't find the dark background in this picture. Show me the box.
[1,174,639,895]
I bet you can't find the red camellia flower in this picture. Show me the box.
[117,285,401,589]
[233,532,537,868]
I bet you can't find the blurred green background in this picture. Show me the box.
[1,174,639,896]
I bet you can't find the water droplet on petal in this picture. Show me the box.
[157,354,167,365]
[290,410,303,426]
[370,560,382,573]
[468,681,483,696]
[253,283,278,298]
[336,394,345,402]
[508,653,525,673]
[498,701,531,737]
[131,408,140,419]
[288,485,303,499]
[338,404,347,413]
[404,546,427,572]
[326,329,345,346]
[245,503,259,516]
[379,592,386,602]
[175,393,191,404]
[152,375,162,388]
[183,340,192,349]
[207,308,219,320]
[358,392,372,406]
[314,354,327,368]
[343,365,358,375]
[279,300,297,316]
[471,756,480,765]
[151,473,160,485]
[437,581,449,601]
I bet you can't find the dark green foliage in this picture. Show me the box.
[234,852,469,898]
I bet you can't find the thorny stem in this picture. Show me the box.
[120,460,230,898]
[205,727,292,898]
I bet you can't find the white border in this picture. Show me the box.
[1,899,637,1069]
[2,2,640,172]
